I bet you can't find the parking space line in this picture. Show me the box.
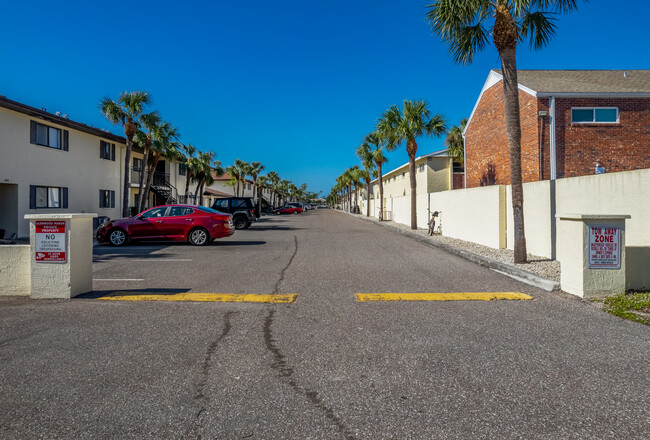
[96,293,299,303]
[355,292,533,302]
[93,279,144,281]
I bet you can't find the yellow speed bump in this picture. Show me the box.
[97,293,298,303]
[355,292,533,302]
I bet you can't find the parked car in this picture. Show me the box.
[97,205,234,246]
[287,202,305,213]
[273,205,302,215]
[211,197,259,229]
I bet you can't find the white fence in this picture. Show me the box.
[358,168,649,290]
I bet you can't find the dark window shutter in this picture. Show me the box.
[110,190,115,208]
[30,121,37,144]
[62,130,69,151]
[111,144,116,161]
[30,185,36,209]
[62,187,68,209]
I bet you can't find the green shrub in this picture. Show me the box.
[602,292,650,326]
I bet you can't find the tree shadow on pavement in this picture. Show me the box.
[77,288,192,299]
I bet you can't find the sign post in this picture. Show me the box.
[25,214,96,299]
[556,214,630,298]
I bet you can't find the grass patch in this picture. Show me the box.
[602,292,650,326]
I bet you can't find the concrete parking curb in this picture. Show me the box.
[342,211,560,292]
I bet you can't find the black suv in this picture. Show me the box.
[212,197,259,229]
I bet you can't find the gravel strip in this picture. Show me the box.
[350,212,561,283]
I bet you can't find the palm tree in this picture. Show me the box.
[257,175,269,213]
[100,90,151,217]
[141,122,180,210]
[426,0,582,262]
[225,164,241,196]
[182,144,198,203]
[249,161,265,201]
[194,153,223,206]
[133,111,161,212]
[234,159,251,196]
[356,143,376,217]
[377,99,446,229]
[361,131,389,220]
[267,171,281,207]
[445,118,468,165]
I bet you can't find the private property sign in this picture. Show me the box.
[588,225,620,269]
[35,220,67,263]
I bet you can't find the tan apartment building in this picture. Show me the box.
[0,95,127,238]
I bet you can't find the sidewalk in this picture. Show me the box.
[344,210,560,292]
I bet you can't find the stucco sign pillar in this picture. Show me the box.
[25,213,96,299]
[556,214,630,298]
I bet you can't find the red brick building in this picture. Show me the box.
[463,70,650,187]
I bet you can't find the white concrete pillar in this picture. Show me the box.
[556,214,630,298]
[24,213,96,299]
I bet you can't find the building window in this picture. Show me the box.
[133,158,144,171]
[99,190,115,208]
[453,161,464,173]
[571,107,619,124]
[30,185,68,209]
[30,121,69,150]
[100,141,115,160]
[179,163,187,176]
[418,164,425,172]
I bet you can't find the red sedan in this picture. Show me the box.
[272,205,302,215]
[97,205,234,246]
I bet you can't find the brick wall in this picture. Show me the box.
[465,82,540,188]
[466,82,650,187]
[553,98,650,177]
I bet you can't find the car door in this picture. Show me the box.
[129,206,169,239]
[165,206,195,239]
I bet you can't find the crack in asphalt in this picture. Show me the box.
[273,235,298,294]
[186,311,235,439]
[263,310,355,440]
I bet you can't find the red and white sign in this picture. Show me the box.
[588,225,620,269]
[35,221,66,263]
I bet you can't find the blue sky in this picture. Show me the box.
[1,1,648,195]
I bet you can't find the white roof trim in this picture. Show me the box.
[462,70,537,137]
[536,92,650,98]
[370,148,450,184]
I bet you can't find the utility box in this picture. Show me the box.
[25,213,96,299]
[556,214,630,298]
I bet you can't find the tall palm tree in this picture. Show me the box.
[234,159,251,196]
[257,175,269,213]
[361,131,389,220]
[249,161,265,201]
[133,111,161,212]
[100,90,151,217]
[445,118,468,165]
[182,144,198,203]
[141,122,180,210]
[348,166,364,212]
[356,143,376,217]
[267,171,281,207]
[194,153,223,206]
[426,0,582,262]
[225,164,241,196]
[378,99,446,229]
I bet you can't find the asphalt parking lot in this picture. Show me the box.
[2,210,649,439]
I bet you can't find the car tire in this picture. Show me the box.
[242,221,252,229]
[108,228,127,246]
[233,216,248,229]
[293,210,298,215]
[188,227,209,246]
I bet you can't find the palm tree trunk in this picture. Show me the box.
[137,145,150,213]
[184,173,191,203]
[407,142,417,230]
[122,138,133,217]
[142,155,160,212]
[500,46,527,263]
[366,180,371,217]
[195,180,202,205]
[378,161,384,221]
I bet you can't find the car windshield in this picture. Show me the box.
[197,206,221,214]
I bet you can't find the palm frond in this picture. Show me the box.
[447,23,490,65]
[99,97,125,125]
[519,10,557,50]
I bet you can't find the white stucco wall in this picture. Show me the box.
[506,180,553,258]
[0,245,30,296]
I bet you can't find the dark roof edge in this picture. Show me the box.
[0,95,126,143]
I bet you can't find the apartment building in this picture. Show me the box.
[0,95,127,238]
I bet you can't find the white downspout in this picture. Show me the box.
[549,96,556,180]
[462,133,467,188]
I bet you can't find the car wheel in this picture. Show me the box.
[293,210,298,215]
[233,216,248,229]
[109,228,127,246]
[188,227,209,246]
[242,221,252,229]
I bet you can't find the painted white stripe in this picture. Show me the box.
[93,279,144,281]
[130,259,193,262]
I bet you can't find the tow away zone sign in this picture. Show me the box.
[588,225,620,269]
[35,220,67,263]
